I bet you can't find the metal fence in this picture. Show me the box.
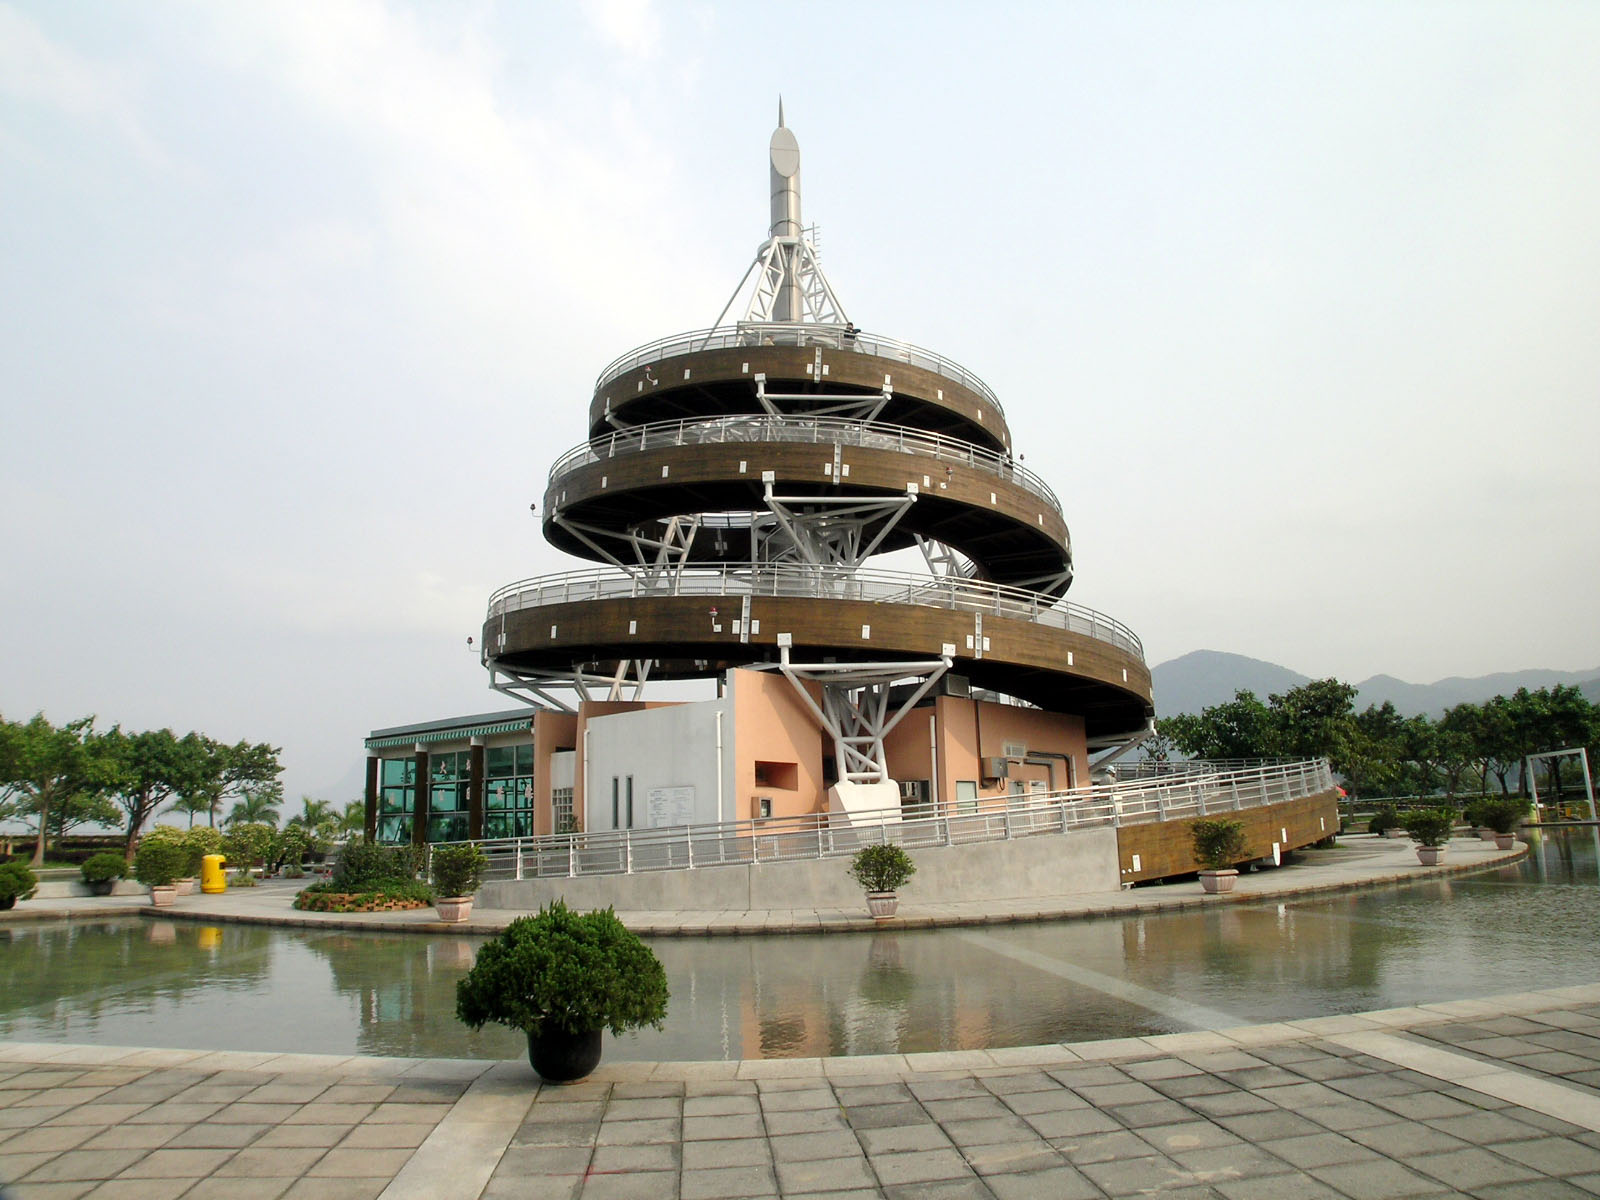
[485,564,1142,659]
[545,414,1061,511]
[594,323,1005,418]
[443,758,1335,883]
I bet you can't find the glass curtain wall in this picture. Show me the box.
[485,744,535,839]
[377,759,415,844]
[426,751,470,843]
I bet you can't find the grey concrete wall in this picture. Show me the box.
[477,825,1120,913]
[584,698,732,831]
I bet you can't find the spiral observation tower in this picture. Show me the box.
[477,107,1155,834]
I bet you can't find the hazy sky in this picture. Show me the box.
[4,1,1598,802]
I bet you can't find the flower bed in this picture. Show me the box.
[293,880,433,913]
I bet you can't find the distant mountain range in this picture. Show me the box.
[1151,649,1600,718]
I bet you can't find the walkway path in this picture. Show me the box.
[10,834,1600,1199]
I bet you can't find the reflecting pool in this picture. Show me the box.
[3,830,1598,1062]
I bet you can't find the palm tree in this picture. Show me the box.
[337,799,365,838]
[289,796,334,831]
[226,782,282,829]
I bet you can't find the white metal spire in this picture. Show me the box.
[710,103,850,328]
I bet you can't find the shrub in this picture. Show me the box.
[848,844,916,893]
[183,827,223,875]
[0,862,39,909]
[1191,818,1250,871]
[1401,807,1457,849]
[430,844,488,898]
[1476,797,1529,836]
[335,840,421,890]
[273,824,309,870]
[133,838,188,888]
[80,853,128,884]
[456,901,669,1039]
[1368,804,1399,836]
[222,823,276,871]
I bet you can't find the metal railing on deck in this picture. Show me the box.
[546,415,1060,510]
[439,758,1334,883]
[594,323,1005,418]
[485,564,1140,658]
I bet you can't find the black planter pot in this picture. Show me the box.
[87,880,116,896]
[527,1027,603,1083]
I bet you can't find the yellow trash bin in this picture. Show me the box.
[201,853,227,894]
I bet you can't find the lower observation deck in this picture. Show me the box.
[484,565,1153,736]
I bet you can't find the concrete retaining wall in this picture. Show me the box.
[478,825,1121,913]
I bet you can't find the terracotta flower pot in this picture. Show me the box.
[435,897,474,924]
[1199,869,1238,894]
[866,892,898,920]
[149,885,177,907]
[528,1027,604,1083]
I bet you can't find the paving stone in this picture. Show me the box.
[1136,1120,1244,1155]
[773,1154,877,1194]
[844,1101,927,1129]
[590,1141,680,1172]
[1409,1146,1543,1190]
[758,1087,835,1112]
[305,1147,416,1177]
[1214,1109,1326,1142]
[523,1099,606,1123]
[18,1148,147,1183]
[983,1164,1102,1200]
[252,1124,354,1149]
[1122,1058,1206,1081]
[489,1144,591,1177]
[189,1180,291,1200]
[1426,1111,1547,1144]
[1372,1090,1481,1120]
[593,1116,680,1144]
[611,1082,684,1099]
[1213,1174,1348,1199]
[77,1125,185,1151]
[1052,1128,1152,1165]
[682,1112,764,1141]
[1256,1131,1378,1169]
[213,1147,327,1177]
[996,1087,1087,1116]
[1020,1106,1121,1140]
[115,1147,237,1178]
[1212,1065,1304,1090]
[1072,1080,1165,1106]
[683,1093,760,1117]
[1345,1121,1471,1157]
[1184,1090,1280,1118]
[1169,1140,1299,1181]
[1076,1153,1190,1195]
[336,1123,434,1149]
[1298,1099,1404,1132]
[769,1131,863,1163]
[1148,1072,1236,1099]
[679,1163,779,1199]
[54,1105,153,1127]
[881,1180,997,1200]
[1470,1182,1597,1200]
[1492,1135,1600,1176]
[1310,1158,1459,1198]
[682,1135,774,1170]
[603,1097,681,1121]
[764,1108,846,1136]
[278,1179,388,1200]
[978,1071,1057,1095]
[939,1115,1038,1150]
[78,1179,197,1199]
[960,1142,1061,1176]
[1107,1098,1203,1128]
[510,1119,599,1147]
[855,1123,954,1155]
[870,1147,975,1185]
[1,1124,99,1154]
[923,1097,1011,1122]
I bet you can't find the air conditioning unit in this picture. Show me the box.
[982,757,1009,780]
[944,674,971,698]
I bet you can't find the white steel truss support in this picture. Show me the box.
[755,374,889,423]
[1087,720,1157,763]
[487,661,660,713]
[552,513,701,590]
[768,647,950,784]
[915,535,979,580]
[724,235,848,327]
[762,480,915,569]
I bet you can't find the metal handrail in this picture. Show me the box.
[445,758,1335,883]
[485,563,1141,658]
[593,323,1004,419]
[545,415,1061,512]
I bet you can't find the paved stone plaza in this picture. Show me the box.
[7,837,1600,1198]
[7,986,1600,1199]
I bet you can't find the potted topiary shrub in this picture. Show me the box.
[80,852,128,897]
[1478,797,1529,850]
[1401,806,1457,865]
[848,843,915,919]
[133,837,188,906]
[0,862,39,910]
[430,843,488,923]
[456,900,669,1083]
[1368,804,1400,837]
[1191,818,1249,893]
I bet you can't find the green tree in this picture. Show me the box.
[227,781,283,828]
[0,714,111,866]
[1164,690,1276,760]
[103,728,208,861]
[336,799,365,838]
